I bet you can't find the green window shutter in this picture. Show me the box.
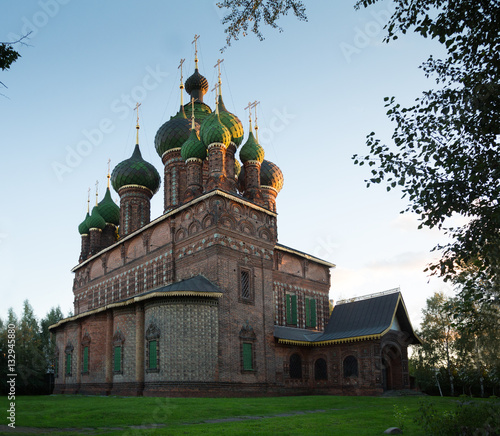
[310,298,316,328]
[83,346,89,372]
[66,353,71,375]
[286,294,291,324]
[242,343,253,370]
[149,340,157,370]
[114,346,122,372]
[291,295,297,325]
[305,298,311,327]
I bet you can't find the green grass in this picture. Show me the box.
[0,394,488,435]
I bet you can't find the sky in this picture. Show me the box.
[1,0,455,327]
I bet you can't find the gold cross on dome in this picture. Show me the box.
[87,187,91,213]
[134,102,141,126]
[178,58,185,81]
[95,180,99,206]
[244,101,253,123]
[214,58,224,82]
[252,101,260,141]
[192,34,200,65]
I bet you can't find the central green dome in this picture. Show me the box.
[111,144,161,194]
[200,112,231,148]
[217,95,244,147]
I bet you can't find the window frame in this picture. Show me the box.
[238,266,254,304]
[286,294,298,325]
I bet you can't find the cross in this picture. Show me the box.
[252,101,260,140]
[214,58,224,82]
[87,187,91,213]
[95,180,99,206]
[134,102,141,127]
[244,101,253,123]
[211,83,220,112]
[192,34,200,63]
[178,58,185,82]
[190,97,196,128]
[107,158,111,188]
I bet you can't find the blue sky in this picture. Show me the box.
[1,0,454,325]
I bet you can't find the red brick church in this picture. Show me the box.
[50,46,420,397]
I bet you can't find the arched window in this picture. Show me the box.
[314,358,327,380]
[343,355,358,377]
[289,353,302,379]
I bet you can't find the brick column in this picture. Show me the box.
[105,311,113,394]
[206,143,227,190]
[225,143,237,193]
[162,148,186,212]
[184,158,203,202]
[135,304,145,395]
[118,186,153,237]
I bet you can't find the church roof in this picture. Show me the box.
[49,275,222,331]
[275,290,421,346]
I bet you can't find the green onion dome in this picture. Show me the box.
[260,159,284,192]
[239,130,264,163]
[78,212,90,235]
[200,112,231,148]
[183,100,212,124]
[155,106,199,158]
[234,159,241,178]
[185,68,209,96]
[97,187,120,225]
[87,207,106,230]
[217,95,244,147]
[111,144,161,194]
[181,128,207,161]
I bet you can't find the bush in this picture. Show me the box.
[414,399,500,435]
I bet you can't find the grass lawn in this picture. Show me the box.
[0,394,489,435]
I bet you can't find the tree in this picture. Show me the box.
[217,0,307,49]
[414,292,457,396]
[351,1,500,288]
[0,32,31,90]
[40,306,64,375]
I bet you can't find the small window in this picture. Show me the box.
[286,294,298,325]
[82,346,89,373]
[148,340,158,370]
[305,298,317,328]
[289,353,302,379]
[65,353,72,376]
[114,346,122,373]
[242,343,253,371]
[343,356,358,377]
[241,270,251,299]
[314,358,327,380]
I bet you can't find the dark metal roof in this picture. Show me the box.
[274,291,421,345]
[273,326,323,342]
[140,274,223,296]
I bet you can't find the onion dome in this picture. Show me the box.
[183,100,212,124]
[185,68,209,97]
[181,128,207,161]
[97,187,120,225]
[260,160,284,192]
[87,207,106,230]
[155,106,198,158]
[111,144,161,194]
[234,159,241,178]
[78,212,90,235]
[200,113,231,148]
[239,130,264,163]
[216,95,244,147]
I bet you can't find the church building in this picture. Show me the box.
[50,43,420,397]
